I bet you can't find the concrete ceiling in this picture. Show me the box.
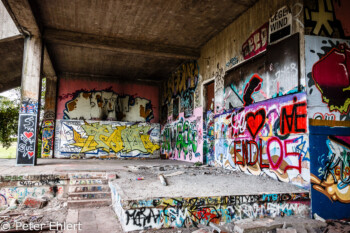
[1,0,258,89]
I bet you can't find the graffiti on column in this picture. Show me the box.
[305,36,350,121]
[55,120,160,159]
[42,120,54,158]
[203,110,215,165]
[16,114,37,165]
[214,93,309,188]
[20,98,38,114]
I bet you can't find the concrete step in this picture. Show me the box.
[67,199,111,208]
[68,184,110,193]
[68,173,107,179]
[68,192,111,200]
[69,178,108,185]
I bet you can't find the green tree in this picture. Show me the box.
[0,95,19,148]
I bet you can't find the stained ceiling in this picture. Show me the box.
[0,0,258,92]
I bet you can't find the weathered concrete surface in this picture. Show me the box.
[110,166,308,200]
[21,36,42,101]
[0,37,23,92]
[0,0,20,41]
[0,159,190,175]
[2,0,259,82]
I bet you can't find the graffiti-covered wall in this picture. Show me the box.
[221,34,300,113]
[161,107,203,163]
[110,186,310,232]
[305,36,350,121]
[306,35,350,219]
[214,93,310,189]
[57,77,159,123]
[160,61,203,163]
[305,0,350,39]
[55,120,160,159]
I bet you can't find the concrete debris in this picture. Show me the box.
[164,171,184,177]
[23,196,47,209]
[314,213,326,222]
[276,228,297,233]
[159,174,167,186]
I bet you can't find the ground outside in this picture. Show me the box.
[0,159,348,233]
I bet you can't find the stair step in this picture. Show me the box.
[68,173,107,179]
[68,192,111,200]
[69,179,108,185]
[68,184,110,193]
[67,199,111,208]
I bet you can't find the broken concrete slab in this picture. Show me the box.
[23,196,47,209]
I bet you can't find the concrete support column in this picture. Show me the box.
[41,75,57,158]
[16,36,42,165]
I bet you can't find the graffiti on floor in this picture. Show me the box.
[305,0,350,38]
[214,93,310,188]
[63,90,154,122]
[112,192,309,231]
[162,61,199,118]
[161,107,203,163]
[309,125,350,219]
[203,111,215,165]
[55,120,160,158]
[305,36,350,121]
[41,120,54,158]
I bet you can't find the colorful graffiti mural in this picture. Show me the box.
[63,90,154,122]
[242,23,268,60]
[305,0,350,38]
[162,61,199,118]
[41,120,54,158]
[223,34,300,111]
[110,186,310,232]
[203,111,215,165]
[55,120,160,158]
[57,79,159,123]
[161,107,203,163]
[16,114,37,165]
[20,98,38,114]
[309,125,350,219]
[214,93,310,189]
[305,36,350,121]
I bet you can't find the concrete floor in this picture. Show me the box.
[0,158,308,198]
[111,166,308,200]
[0,158,190,175]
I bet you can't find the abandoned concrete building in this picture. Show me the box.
[0,0,349,232]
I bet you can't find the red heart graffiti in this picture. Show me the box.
[28,151,34,157]
[24,132,33,139]
[245,108,266,139]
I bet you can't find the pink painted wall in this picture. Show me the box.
[57,77,159,123]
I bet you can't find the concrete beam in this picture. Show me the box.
[1,0,40,36]
[44,28,200,60]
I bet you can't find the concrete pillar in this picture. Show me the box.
[16,36,42,165]
[41,76,57,158]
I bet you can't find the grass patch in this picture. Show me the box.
[0,142,16,159]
